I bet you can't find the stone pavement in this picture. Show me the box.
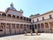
[0,33,53,40]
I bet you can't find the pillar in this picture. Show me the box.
[48,22,51,32]
[36,24,38,31]
[19,24,20,33]
[10,24,12,34]
[4,23,7,35]
[40,23,41,32]
[15,24,16,34]
[35,24,38,33]
[34,24,35,33]
[44,23,46,32]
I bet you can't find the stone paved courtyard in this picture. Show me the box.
[0,33,53,40]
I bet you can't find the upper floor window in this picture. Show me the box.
[29,19,31,22]
[32,20,34,23]
[2,13,6,16]
[12,15,15,18]
[49,15,52,19]
[7,14,11,17]
[20,17,23,19]
[37,18,39,22]
[42,17,44,20]
[24,17,26,20]
[27,18,28,21]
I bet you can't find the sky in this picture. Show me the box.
[0,0,53,17]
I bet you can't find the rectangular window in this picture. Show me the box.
[32,20,34,23]
[42,17,44,20]
[37,18,39,22]
[49,15,52,19]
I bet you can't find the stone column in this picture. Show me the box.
[19,24,20,33]
[26,25,28,32]
[36,24,38,31]
[2,23,6,35]
[15,24,16,34]
[4,23,7,35]
[3,24,6,35]
[48,22,51,32]
[34,24,35,33]
[36,24,38,35]
[10,24,12,34]
[23,24,24,33]
[44,23,46,32]
[11,15,12,20]
[40,23,41,32]
[6,14,7,20]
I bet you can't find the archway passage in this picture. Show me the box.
[45,23,49,32]
[0,23,6,36]
[0,24,4,35]
[37,24,40,33]
[49,22,53,33]
[31,25,35,33]
[41,23,44,33]
[5,23,11,35]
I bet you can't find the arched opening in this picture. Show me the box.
[26,25,30,33]
[2,13,6,17]
[26,18,28,21]
[12,24,15,29]
[16,24,19,29]
[24,24,26,31]
[41,23,44,32]
[7,14,11,17]
[7,23,11,34]
[0,14,1,16]
[12,15,15,18]
[17,16,19,19]
[0,23,5,34]
[0,23,4,32]
[37,24,40,32]
[41,23,44,29]
[0,14,2,19]
[31,24,35,33]
[20,16,23,19]
[20,24,23,28]
[24,17,26,21]
[35,24,37,29]
[29,18,31,22]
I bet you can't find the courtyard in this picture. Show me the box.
[0,33,53,40]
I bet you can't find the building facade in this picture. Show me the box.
[0,3,31,36]
[0,3,53,36]
[31,11,53,33]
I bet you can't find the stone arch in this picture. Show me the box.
[2,13,6,16]
[12,15,15,18]
[7,14,11,17]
